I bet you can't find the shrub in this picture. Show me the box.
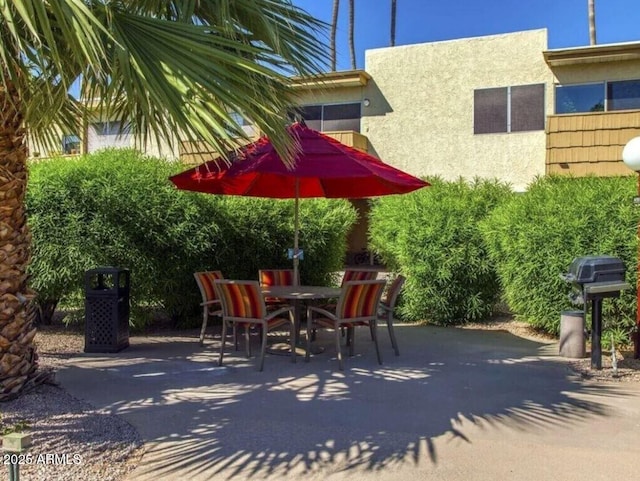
[481,175,637,338]
[27,149,356,327]
[369,177,514,324]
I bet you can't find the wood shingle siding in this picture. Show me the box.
[546,110,640,176]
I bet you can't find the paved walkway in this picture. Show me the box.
[57,325,640,481]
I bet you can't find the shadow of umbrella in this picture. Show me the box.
[169,122,428,283]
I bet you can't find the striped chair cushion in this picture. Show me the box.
[338,281,385,319]
[259,269,294,287]
[194,271,224,303]
[215,281,266,319]
[342,269,378,284]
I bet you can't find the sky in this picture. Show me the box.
[294,0,640,71]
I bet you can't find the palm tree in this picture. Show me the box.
[348,0,356,69]
[331,0,340,71]
[588,0,597,45]
[390,0,397,47]
[0,0,327,401]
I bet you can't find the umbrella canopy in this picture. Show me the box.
[169,122,428,282]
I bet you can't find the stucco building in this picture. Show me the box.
[32,28,640,189]
[181,28,640,191]
[29,28,640,260]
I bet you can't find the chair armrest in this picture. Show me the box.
[265,305,294,321]
[200,300,221,307]
[308,305,338,322]
[378,303,392,314]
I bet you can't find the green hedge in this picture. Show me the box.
[481,175,637,342]
[369,177,514,325]
[26,149,356,326]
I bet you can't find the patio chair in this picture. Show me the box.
[342,268,379,284]
[377,275,405,356]
[214,280,295,371]
[194,271,224,346]
[317,268,380,339]
[259,268,296,287]
[317,269,378,310]
[306,279,386,370]
[259,269,295,309]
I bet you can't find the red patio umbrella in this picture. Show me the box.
[169,122,428,283]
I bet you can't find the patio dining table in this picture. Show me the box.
[260,285,341,357]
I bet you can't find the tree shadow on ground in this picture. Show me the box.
[59,325,633,480]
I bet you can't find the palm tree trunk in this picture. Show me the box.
[331,0,340,71]
[588,0,596,45]
[390,0,397,47]
[0,78,39,401]
[348,0,356,69]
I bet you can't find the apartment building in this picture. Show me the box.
[34,28,640,188]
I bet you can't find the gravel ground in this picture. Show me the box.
[1,327,143,481]
[2,319,639,481]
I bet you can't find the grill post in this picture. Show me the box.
[590,297,603,369]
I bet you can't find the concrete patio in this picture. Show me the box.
[56,324,640,481]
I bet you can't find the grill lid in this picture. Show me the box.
[563,255,626,284]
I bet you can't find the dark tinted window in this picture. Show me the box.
[91,121,131,136]
[298,105,322,130]
[297,103,361,132]
[323,103,361,132]
[608,79,640,111]
[555,83,604,113]
[474,87,507,134]
[511,84,545,132]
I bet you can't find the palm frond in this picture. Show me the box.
[1,0,329,164]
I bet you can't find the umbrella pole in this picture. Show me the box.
[293,180,300,285]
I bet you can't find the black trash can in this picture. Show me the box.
[84,267,130,353]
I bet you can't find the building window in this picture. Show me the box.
[228,112,257,137]
[62,134,81,155]
[474,84,544,134]
[297,105,322,131]
[91,121,131,136]
[474,87,507,134]
[295,102,361,132]
[511,84,545,132]
[555,83,604,114]
[607,79,640,111]
[555,79,640,114]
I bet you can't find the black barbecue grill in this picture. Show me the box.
[561,256,630,369]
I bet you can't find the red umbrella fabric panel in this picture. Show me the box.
[169,123,428,198]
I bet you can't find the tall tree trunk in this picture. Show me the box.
[390,0,397,47]
[348,0,356,69]
[0,79,39,401]
[330,0,340,71]
[588,0,596,45]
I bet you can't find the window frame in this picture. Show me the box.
[554,78,640,114]
[473,83,545,135]
[90,121,131,137]
[554,81,606,114]
[295,101,362,132]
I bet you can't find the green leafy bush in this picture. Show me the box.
[369,177,514,324]
[27,149,356,327]
[481,175,637,337]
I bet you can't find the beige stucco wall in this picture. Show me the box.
[362,29,554,191]
[551,60,640,85]
[293,85,367,107]
[134,132,181,160]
